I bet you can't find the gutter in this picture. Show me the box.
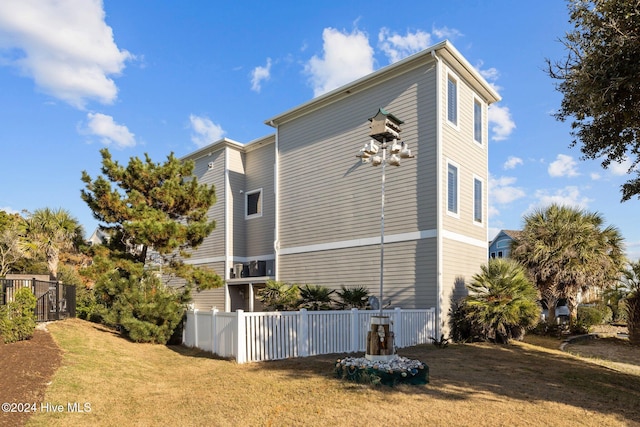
[271,120,280,281]
[431,49,443,339]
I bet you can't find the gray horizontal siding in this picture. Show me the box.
[441,61,488,241]
[227,148,246,258]
[278,238,437,309]
[278,62,438,251]
[244,142,275,258]
[191,150,226,260]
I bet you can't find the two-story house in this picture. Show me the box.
[180,40,500,332]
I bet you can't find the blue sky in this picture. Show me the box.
[0,0,638,259]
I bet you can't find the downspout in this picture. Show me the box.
[271,121,280,282]
[224,146,231,312]
[431,49,443,339]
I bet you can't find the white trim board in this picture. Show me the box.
[280,229,437,255]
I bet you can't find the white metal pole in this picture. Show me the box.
[379,138,386,317]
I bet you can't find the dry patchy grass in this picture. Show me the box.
[23,319,640,426]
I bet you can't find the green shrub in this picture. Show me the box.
[577,304,612,331]
[0,287,37,343]
[464,259,541,344]
[95,270,187,344]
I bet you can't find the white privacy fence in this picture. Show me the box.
[183,307,436,364]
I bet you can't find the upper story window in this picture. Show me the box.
[473,177,483,223]
[447,75,458,126]
[246,189,262,218]
[474,99,483,144]
[447,162,458,216]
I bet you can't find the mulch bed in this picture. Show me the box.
[0,327,62,427]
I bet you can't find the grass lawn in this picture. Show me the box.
[25,319,640,426]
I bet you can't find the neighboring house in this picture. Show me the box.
[87,228,109,246]
[488,229,521,259]
[180,40,501,334]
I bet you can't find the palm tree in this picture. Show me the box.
[256,280,300,311]
[297,284,335,311]
[620,260,640,345]
[464,258,540,344]
[336,286,370,309]
[24,208,85,281]
[511,204,625,325]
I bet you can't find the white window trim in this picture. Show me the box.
[446,159,460,218]
[473,174,484,226]
[245,188,263,219]
[473,96,484,147]
[446,71,460,131]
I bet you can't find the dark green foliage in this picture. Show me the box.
[448,298,483,343]
[621,260,640,345]
[297,284,335,310]
[577,305,613,332]
[511,204,625,325]
[81,149,223,343]
[0,287,37,343]
[94,269,187,344]
[547,0,640,200]
[336,286,370,309]
[256,280,300,311]
[464,259,541,344]
[429,334,449,348]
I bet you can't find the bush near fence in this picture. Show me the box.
[0,287,37,344]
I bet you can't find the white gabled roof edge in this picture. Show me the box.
[180,134,275,162]
[265,40,501,127]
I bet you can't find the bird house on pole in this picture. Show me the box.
[368,108,403,142]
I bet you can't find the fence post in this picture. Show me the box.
[55,281,60,321]
[393,307,402,349]
[350,308,359,353]
[298,309,308,357]
[193,309,199,349]
[236,310,246,364]
[211,308,218,355]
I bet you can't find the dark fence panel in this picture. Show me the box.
[0,278,76,322]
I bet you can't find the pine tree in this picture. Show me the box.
[81,148,222,343]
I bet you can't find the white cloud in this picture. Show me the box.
[250,58,272,93]
[0,207,20,215]
[548,154,579,177]
[189,114,225,148]
[609,156,634,176]
[488,104,515,141]
[590,172,601,180]
[475,60,502,93]
[528,186,593,212]
[488,175,526,217]
[0,0,132,109]
[431,26,463,40]
[503,156,523,170]
[305,27,374,97]
[85,113,135,148]
[378,28,432,64]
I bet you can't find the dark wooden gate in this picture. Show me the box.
[1,278,76,322]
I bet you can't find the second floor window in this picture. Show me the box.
[447,76,457,125]
[447,163,458,215]
[474,99,482,144]
[474,178,482,223]
[246,189,262,218]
